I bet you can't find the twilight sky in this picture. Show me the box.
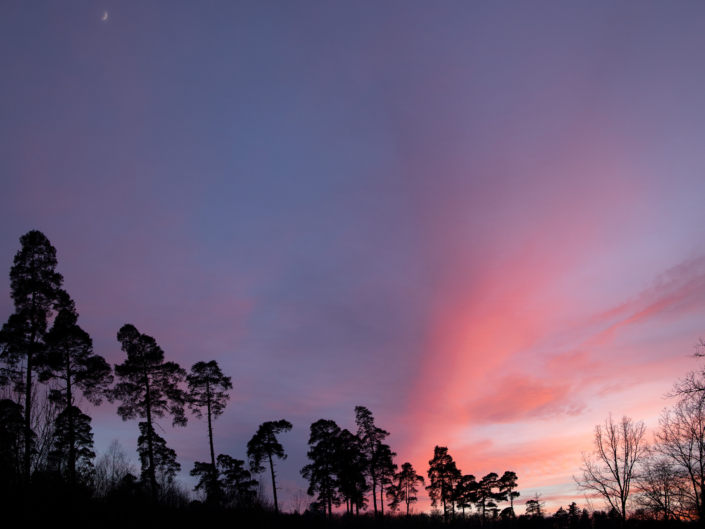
[2,0,705,513]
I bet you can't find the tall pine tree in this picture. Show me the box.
[0,230,63,484]
[355,406,390,517]
[247,419,292,514]
[388,462,425,516]
[301,419,341,520]
[186,360,232,503]
[111,324,187,501]
[40,292,112,484]
[427,446,461,522]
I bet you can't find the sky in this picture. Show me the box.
[2,0,705,514]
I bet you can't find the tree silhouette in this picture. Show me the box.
[217,454,258,508]
[47,405,95,484]
[477,472,501,524]
[427,446,461,522]
[0,399,26,487]
[335,428,368,516]
[654,384,705,522]
[388,462,425,516]
[137,422,180,490]
[111,324,187,501]
[301,419,341,520]
[40,294,112,484]
[634,457,682,521]
[498,471,519,516]
[246,419,292,514]
[454,474,478,519]
[186,360,232,503]
[375,442,397,517]
[576,414,647,524]
[355,405,390,516]
[526,492,545,517]
[0,230,63,484]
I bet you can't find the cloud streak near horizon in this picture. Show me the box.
[2,0,705,513]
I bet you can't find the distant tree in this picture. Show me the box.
[388,462,425,516]
[246,419,292,514]
[47,405,95,483]
[94,439,135,497]
[334,428,367,516]
[111,324,187,500]
[376,442,397,517]
[217,454,258,508]
[427,446,462,522]
[355,406,390,516]
[575,414,647,524]
[526,493,545,517]
[137,421,180,491]
[580,507,592,529]
[0,399,25,486]
[191,460,221,503]
[554,506,570,529]
[567,502,582,527]
[477,473,501,524]
[186,360,232,503]
[40,295,112,484]
[301,419,342,520]
[498,471,519,516]
[455,474,478,519]
[0,230,63,484]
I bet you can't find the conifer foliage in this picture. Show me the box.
[217,454,258,507]
[47,406,95,483]
[40,292,112,484]
[0,399,25,487]
[355,405,392,517]
[111,324,187,500]
[247,419,293,514]
[301,419,342,520]
[0,230,64,484]
[387,461,425,515]
[187,360,232,503]
[427,446,462,521]
[137,421,181,488]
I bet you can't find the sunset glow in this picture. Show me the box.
[2,1,705,516]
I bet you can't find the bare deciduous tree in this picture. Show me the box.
[94,439,136,497]
[289,488,309,514]
[575,414,648,524]
[635,454,684,521]
[654,380,705,523]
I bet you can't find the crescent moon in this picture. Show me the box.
[102,12,108,21]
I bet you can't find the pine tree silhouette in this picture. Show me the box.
[111,324,187,501]
[247,419,292,514]
[0,230,63,484]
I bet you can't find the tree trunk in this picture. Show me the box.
[66,346,75,485]
[206,381,217,500]
[145,375,157,502]
[268,451,279,514]
[24,344,33,485]
[406,481,410,516]
[24,268,37,486]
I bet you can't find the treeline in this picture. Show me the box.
[0,230,523,523]
[2,230,703,528]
